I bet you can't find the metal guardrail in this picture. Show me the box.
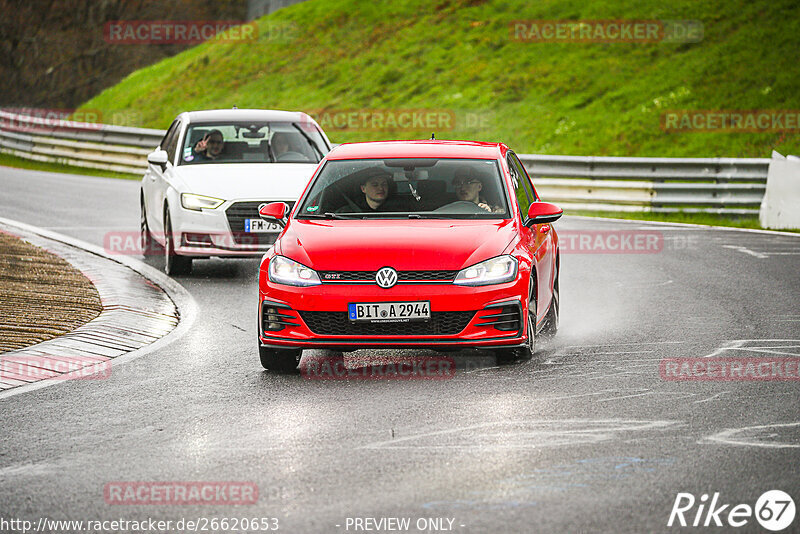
[0,111,163,175]
[518,154,769,215]
[0,111,770,214]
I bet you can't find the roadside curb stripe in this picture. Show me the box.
[0,217,197,399]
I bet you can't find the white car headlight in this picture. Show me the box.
[181,193,224,211]
[454,255,518,286]
[268,256,321,287]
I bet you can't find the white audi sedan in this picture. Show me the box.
[140,109,331,274]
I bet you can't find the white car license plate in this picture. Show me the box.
[245,219,282,233]
[348,301,431,323]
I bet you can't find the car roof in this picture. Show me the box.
[181,109,315,125]
[326,140,507,160]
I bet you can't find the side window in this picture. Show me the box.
[507,154,532,219]
[160,120,179,151]
[510,153,539,202]
[164,121,182,164]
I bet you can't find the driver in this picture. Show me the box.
[453,167,502,213]
[192,129,225,161]
[344,171,407,213]
[361,173,391,210]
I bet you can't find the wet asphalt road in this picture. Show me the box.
[1,166,799,533]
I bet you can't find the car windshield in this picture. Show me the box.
[296,158,509,219]
[179,121,328,165]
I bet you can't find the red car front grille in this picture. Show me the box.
[298,311,475,336]
[318,270,458,283]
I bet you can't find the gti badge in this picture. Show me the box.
[375,267,398,288]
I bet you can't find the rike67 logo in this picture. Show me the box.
[668,490,795,531]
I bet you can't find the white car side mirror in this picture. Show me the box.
[147,149,169,169]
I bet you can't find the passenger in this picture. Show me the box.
[270,132,291,160]
[193,130,224,161]
[452,167,502,213]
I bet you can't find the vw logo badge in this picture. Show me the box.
[375,267,398,289]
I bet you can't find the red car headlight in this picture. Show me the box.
[453,255,518,286]
[268,255,321,287]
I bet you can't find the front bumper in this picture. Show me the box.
[173,199,286,257]
[258,276,530,350]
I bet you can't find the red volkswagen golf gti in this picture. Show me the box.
[256,140,562,370]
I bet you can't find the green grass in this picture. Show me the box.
[79,0,800,158]
[19,0,793,230]
[0,152,140,180]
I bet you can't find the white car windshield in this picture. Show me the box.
[180,121,328,165]
[296,158,510,219]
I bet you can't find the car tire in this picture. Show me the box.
[496,286,536,364]
[140,197,162,256]
[539,262,559,338]
[164,208,192,276]
[259,345,301,372]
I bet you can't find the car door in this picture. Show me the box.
[148,119,181,239]
[508,151,554,324]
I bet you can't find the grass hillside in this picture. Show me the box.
[80,0,800,157]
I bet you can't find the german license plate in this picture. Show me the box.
[245,219,281,233]
[348,301,431,323]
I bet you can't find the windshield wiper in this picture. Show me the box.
[407,213,456,219]
[298,212,356,219]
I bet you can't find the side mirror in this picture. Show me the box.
[526,202,563,226]
[259,202,289,226]
[147,149,169,170]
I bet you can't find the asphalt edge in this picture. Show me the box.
[0,216,198,400]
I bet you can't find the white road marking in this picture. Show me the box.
[0,463,55,477]
[463,365,501,374]
[692,391,729,404]
[568,343,677,350]
[512,389,623,402]
[703,422,800,448]
[722,244,768,258]
[596,390,650,402]
[614,280,673,288]
[598,391,696,403]
[703,339,800,358]
[703,340,747,358]
[587,351,656,355]
[359,419,679,450]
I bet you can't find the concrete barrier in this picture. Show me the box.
[760,151,800,229]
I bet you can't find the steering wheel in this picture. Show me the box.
[276,151,310,162]
[432,201,489,214]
